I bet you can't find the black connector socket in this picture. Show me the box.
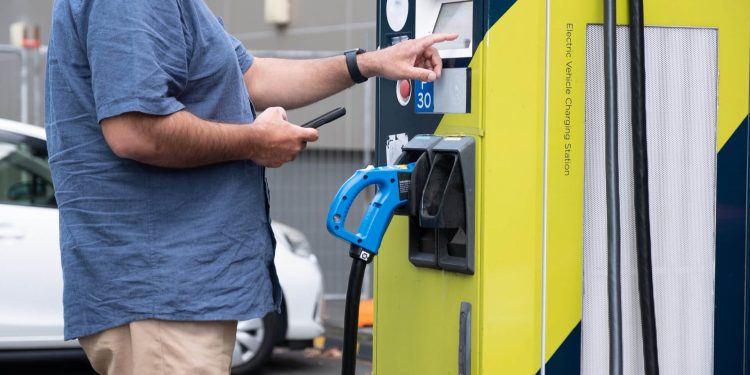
[394,135,442,269]
[420,137,475,274]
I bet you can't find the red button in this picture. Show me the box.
[399,80,411,100]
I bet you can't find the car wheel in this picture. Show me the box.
[231,313,278,375]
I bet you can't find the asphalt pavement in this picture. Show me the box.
[259,348,371,375]
[0,348,372,375]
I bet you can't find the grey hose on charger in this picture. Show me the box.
[604,0,623,374]
[342,245,368,375]
[628,0,660,374]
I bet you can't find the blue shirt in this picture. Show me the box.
[45,0,280,340]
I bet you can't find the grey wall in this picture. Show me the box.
[0,1,52,44]
[0,0,377,296]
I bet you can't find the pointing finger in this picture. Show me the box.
[420,33,459,48]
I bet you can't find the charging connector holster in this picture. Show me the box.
[395,135,475,274]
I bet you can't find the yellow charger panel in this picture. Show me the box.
[374,0,750,374]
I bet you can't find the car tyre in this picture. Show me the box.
[231,312,278,375]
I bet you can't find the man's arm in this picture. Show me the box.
[245,34,457,110]
[102,108,318,168]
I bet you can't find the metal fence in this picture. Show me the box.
[266,148,374,297]
[0,45,45,126]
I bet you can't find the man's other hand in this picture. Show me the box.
[359,33,458,82]
[249,107,319,168]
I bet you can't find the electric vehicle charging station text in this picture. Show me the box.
[364,0,750,374]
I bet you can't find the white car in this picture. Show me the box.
[0,118,325,374]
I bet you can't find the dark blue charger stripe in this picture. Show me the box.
[746,116,750,375]
[536,322,582,375]
[488,0,518,30]
[713,116,749,375]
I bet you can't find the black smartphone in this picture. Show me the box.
[301,107,347,129]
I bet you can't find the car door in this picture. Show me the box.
[0,129,66,348]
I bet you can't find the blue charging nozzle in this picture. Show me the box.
[327,163,414,375]
[326,163,414,256]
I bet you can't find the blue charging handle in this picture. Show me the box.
[326,163,415,254]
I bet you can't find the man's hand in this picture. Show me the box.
[359,33,458,82]
[248,107,319,168]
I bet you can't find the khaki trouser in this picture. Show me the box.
[78,319,237,375]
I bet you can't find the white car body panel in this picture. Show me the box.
[0,119,324,352]
[0,205,76,349]
[273,224,325,340]
[0,118,45,139]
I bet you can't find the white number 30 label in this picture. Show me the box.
[416,92,432,109]
[414,81,434,113]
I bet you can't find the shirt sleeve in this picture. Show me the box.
[86,0,188,123]
[226,32,254,73]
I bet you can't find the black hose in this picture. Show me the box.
[628,1,660,373]
[342,246,368,375]
[604,0,623,374]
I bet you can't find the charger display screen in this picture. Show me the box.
[433,1,473,52]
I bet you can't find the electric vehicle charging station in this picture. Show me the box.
[348,0,750,374]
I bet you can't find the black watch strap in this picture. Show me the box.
[345,48,368,84]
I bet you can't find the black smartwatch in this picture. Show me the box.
[344,48,368,84]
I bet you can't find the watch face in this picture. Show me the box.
[386,0,409,32]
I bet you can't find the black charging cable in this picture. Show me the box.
[604,0,623,374]
[628,0,660,373]
[342,245,372,375]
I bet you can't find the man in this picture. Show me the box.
[45,0,454,374]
